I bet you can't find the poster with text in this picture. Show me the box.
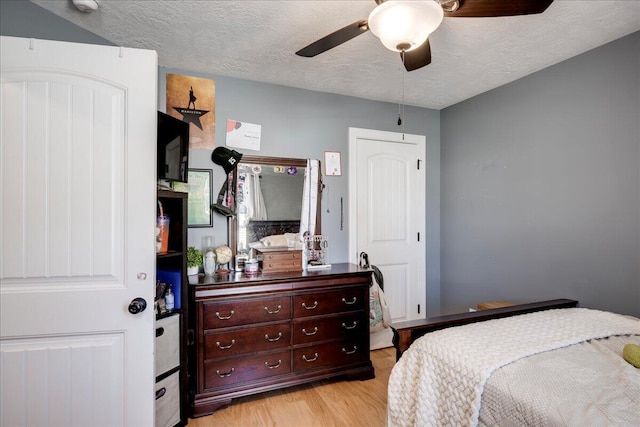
[166,73,215,150]
[226,119,261,151]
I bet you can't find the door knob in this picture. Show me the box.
[128,297,147,314]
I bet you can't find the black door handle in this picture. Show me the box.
[128,297,147,314]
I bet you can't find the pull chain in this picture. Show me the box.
[398,50,406,135]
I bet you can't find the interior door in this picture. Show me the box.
[349,128,426,323]
[0,36,157,426]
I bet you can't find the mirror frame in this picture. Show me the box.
[228,155,322,258]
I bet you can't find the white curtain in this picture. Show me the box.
[247,171,267,220]
[300,159,319,237]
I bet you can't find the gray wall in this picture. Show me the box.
[158,69,442,315]
[440,32,640,317]
[0,0,113,46]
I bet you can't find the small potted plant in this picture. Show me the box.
[186,246,203,277]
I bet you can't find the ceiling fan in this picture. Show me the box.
[295,0,554,71]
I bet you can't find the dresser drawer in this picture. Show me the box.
[293,312,365,345]
[293,339,368,372]
[202,295,290,329]
[155,314,180,376]
[293,287,367,318]
[203,349,291,390]
[259,249,302,273]
[155,371,180,427]
[204,322,291,359]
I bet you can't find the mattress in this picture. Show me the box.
[479,334,640,426]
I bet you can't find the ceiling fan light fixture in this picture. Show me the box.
[368,0,444,52]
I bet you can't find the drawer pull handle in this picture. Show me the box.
[302,326,318,336]
[265,332,283,342]
[264,304,282,314]
[342,297,357,305]
[215,339,236,350]
[342,346,358,355]
[302,352,319,363]
[155,327,165,337]
[155,387,166,400]
[342,321,358,330]
[215,310,235,320]
[265,359,282,369]
[216,368,235,378]
[302,301,318,310]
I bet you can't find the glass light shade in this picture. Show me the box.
[368,0,444,52]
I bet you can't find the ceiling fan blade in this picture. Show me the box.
[444,0,554,17]
[296,20,369,57]
[402,39,431,72]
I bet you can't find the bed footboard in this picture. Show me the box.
[391,299,579,360]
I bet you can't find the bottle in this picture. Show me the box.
[203,236,216,276]
[156,214,170,254]
[235,251,248,271]
[204,248,216,276]
[165,288,174,311]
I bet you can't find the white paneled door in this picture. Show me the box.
[349,128,426,323]
[0,36,157,426]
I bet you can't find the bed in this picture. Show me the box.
[388,300,640,426]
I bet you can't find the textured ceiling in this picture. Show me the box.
[31,0,640,110]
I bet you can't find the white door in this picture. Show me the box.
[349,128,426,323]
[0,36,157,426]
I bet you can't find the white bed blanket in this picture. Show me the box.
[387,308,640,427]
[479,334,640,426]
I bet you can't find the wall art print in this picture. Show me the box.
[166,73,215,150]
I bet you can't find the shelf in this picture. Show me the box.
[156,310,182,321]
[156,189,188,427]
[157,251,184,259]
[156,365,181,383]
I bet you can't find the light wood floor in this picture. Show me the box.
[188,347,396,427]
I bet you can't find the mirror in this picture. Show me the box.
[229,155,321,257]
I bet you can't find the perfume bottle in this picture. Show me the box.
[203,236,216,276]
[165,288,174,311]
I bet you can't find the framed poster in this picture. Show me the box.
[173,169,213,227]
[166,73,216,150]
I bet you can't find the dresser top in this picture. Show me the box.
[191,263,372,299]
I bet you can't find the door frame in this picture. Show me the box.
[348,127,427,319]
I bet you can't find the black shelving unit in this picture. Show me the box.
[156,190,188,427]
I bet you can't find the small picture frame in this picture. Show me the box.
[173,169,213,227]
[324,151,342,176]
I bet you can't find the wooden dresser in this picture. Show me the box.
[189,263,375,417]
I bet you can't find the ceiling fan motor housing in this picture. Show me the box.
[72,0,101,12]
[368,0,444,52]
